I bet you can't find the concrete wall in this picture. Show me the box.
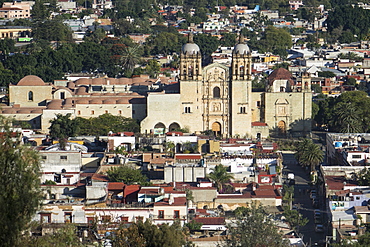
[164,166,207,183]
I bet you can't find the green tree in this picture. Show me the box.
[207,164,234,193]
[106,165,149,185]
[145,59,161,78]
[295,139,323,171]
[220,33,237,47]
[0,117,42,247]
[49,113,79,149]
[331,102,363,133]
[221,204,288,247]
[260,26,292,57]
[20,224,84,247]
[114,220,190,247]
[194,33,220,60]
[32,20,73,42]
[283,208,309,231]
[357,168,370,186]
[121,45,142,76]
[318,71,336,78]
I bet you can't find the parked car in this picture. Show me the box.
[315,224,324,233]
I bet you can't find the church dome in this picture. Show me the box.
[233,34,250,55]
[233,43,250,54]
[182,43,200,55]
[181,32,200,55]
[17,75,45,86]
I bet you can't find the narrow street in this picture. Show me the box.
[283,152,326,246]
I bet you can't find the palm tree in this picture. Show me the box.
[207,164,234,193]
[120,45,142,76]
[295,139,323,171]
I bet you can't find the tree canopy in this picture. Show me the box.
[295,138,323,171]
[207,164,234,193]
[106,165,149,185]
[221,204,288,247]
[0,117,42,247]
[113,219,191,247]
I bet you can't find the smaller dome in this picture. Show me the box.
[75,98,89,104]
[103,98,116,104]
[92,78,105,85]
[17,75,45,86]
[76,87,88,95]
[89,99,103,104]
[67,81,76,89]
[75,78,91,85]
[181,43,200,55]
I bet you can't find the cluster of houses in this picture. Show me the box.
[23,130,308,246]
[318,133,370,243]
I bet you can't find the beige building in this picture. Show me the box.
[4,75,148,133]
[141,35,312,138]
[0,1,31,19]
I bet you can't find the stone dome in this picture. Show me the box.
[233,43,250,54]
[181,32,200,55]
[233,34,250,55]
[17,75,45,86]
[181,43,200,55]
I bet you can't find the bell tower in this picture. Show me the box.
[179,33,202,82]
[230,34,253,137]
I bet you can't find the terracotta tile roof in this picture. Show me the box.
[91,173,109,182]
[123,184,140,196]
[139,188,161,195]
[194,217,225,225]
[154,197,187,206]
[326,176,357,190]
[108,182,124,191]
[252,122,268,126]
[268,68,294,86]
[175,154,202,160]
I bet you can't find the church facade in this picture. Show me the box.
[141,35,312,138]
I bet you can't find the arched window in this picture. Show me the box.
[28,91,33,101]
[213,87,221,98]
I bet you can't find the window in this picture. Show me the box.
[60,156,67,160]
[174,210,180,219]
[28,91,33,101]
[101,215,111,223]
[91,110,95,115]
[158,210,164,219]
[78,110,81,115]
[121,216,129,223]
[135,216,144,222]
[40,213,51,223]
[240,107,246,114]
[87,217,95,225]
[352,155,362,159]
[257,101,261,107]
[105,110,108,114]
[60,92,65,99]
[66,178,70,185]
[64,212,72,223]
[118,110,122,114]
[41,156,47,160]
[280,87,285,92]
[213,87,221,98]
[184,107,191,113]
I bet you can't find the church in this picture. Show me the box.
[141,34,312,138]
